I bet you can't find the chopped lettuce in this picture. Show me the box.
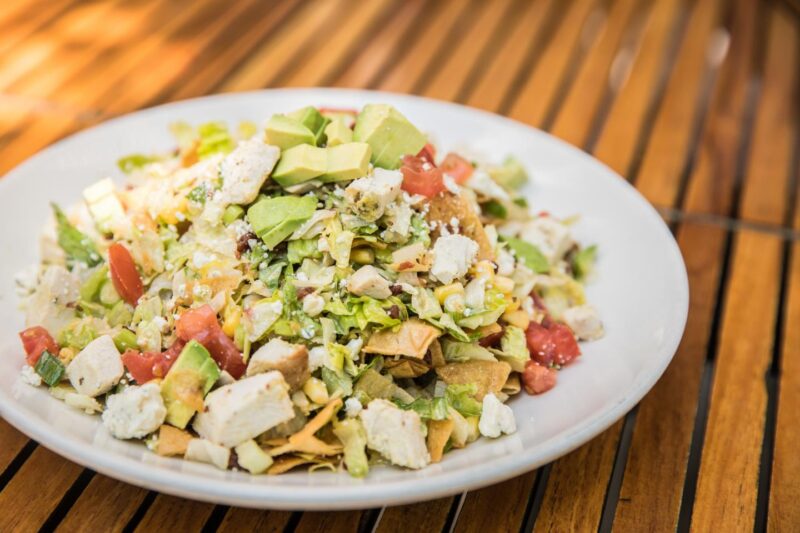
[333,418,369,478]
[52,204,102,269]
[441,340,496,363]
[197,122,235,159]
[117,154,158,173]
[395,396,449,420]
[502,236,549,274]
[287,239,321,264]
[445,384,483,418]
[321,366,353,397]
[489,326,530,372]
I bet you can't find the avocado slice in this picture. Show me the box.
[247,195,317,249]
[161,340,221,429]
[272,144,328,187]
[324,116,353,147]
[321,142,371,182]
[286,106,330,145]
[488,156,528,190]
[353,104,427,169]
[265,115,315,150]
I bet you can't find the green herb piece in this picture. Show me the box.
[52,204,102,268]
[79,265,109,302]
[113,329,138,352]
[222,204,245,225]
[35,350,65,387]
[482,200,507,219]
[502,236,549,273]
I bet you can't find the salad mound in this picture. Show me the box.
[16,104,604,477]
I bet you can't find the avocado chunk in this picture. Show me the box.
[161,340,220,429]
[272,144,328,187]
[353,104,427,169]
[286,106,330,145]
[247,195,317,249]
[321,142,371,182]
[264,115,315,150]
[324,116,353,147]
[488,156,528,190]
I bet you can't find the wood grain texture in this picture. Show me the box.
[294,510,367,533]
[691,230,783,531]
[56,474,148,533]
[454,471,537,533]
[133,494,215,532]
[217,508,293,532]
[376,497,454,533]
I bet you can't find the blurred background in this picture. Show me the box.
[1,0,799,531]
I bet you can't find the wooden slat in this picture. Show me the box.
[0,113,86,175]
[0,418,30,474]
[507,0,600,127]
[333,0,429,89]
[294,510,367,533]
[0,0,79,65]
[549,0,645,147]
[217,508,293,532]
[133,494,215,532]
[454,472,537,533]
[0,447,83,531]
[375,497,453,533]
[738,3,799,226]
[422,0,516,102]
[592,0,684,178]
[613,222,727,530]
[691,230,783,531]
[634,0,725,206]
[56,474,148,533]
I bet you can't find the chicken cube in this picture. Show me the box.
[346,265,392,299]
[219,138,280,205]
[185,438,231,470]
[246,338,310,390]
[66,335,124,397]
[193,371,295,448]
[561,305,604,341]
[359,399,430,470]
[345,168,403,221]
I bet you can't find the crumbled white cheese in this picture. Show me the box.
[20,365,42,387]
[344,168,403,222]
[562,305,604,341]
[102,383,167,439]
[345,397,363,418]
[465,169,509,200]
[479,393,517,438]
[430,234,479,284]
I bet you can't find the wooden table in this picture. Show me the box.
[0,0,797,530]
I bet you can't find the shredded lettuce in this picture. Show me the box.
[441,340,497,363]
[321,366,353,397]
[445,384,483,418]
[395,396,449,420]
[333,418,369,478]
[489,326,530,372]
[287,239,321,264]
[196,122,235,159]
[52,204,102,269]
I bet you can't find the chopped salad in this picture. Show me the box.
[16,104,603,476]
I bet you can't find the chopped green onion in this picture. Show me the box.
[482,200,507,219]
[113,329,138,352]
[34,350,65,387]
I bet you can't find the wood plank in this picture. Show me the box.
[56,474,148,533]
[465,0,556,112]
[634,0,725,206]
[133,494,215,532]
[376,497,454,533]
[0,418,30,473]
[376,0,473,93]
[294,510,366,533]
[0,114,86,175]
[770,240,800,531]
[280,0,397,87]
[593,0,685,178]
[217,508,293,533]
[691,230,783,531]
[737,3,799,226]
[454,472,537,533]
[423,0,516,102]
[507,0,600,127]
[0,447,83,531]
[613,222,727,530]
[550,0,645,147]
[0,0,79,61]
[333,0,428,89]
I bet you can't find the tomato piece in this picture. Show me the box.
[19,326,59,366]
[525,321,555,365]
[549,323,581,365]
[121,338,185,384]
[318,107,357,115]
[440,153,474,184]
[522,360,557,394]
[400,155,447,198]
[108,242,144,306]
[176,305,246,378]
[417,143,437,166]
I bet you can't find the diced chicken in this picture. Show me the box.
[345,168,403,221]
[193,371,295,448]
[561,305,604,341]
[246,338,310,390]
[66,335,124,397]
[478,393,517,438]
[519,217,574,263]
[102,383,167,439]
[301,293,325,317]
[382,202,413,242]
[347,265,392,299]
[24,265,79,333]
[219,138,280,205]
[465,169,509,201]
[185,438,231,470]
[359,399,430,469]
[430,234,479,284]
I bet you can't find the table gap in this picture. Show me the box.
[0,441,37,493]
[597,405,640,533]
[122,491,157,533]
[520,464,551,532]
[441,492,465,533]
[39,469,95,531]
[202,504,229,532]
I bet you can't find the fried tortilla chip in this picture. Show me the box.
[363,318,441,358]
[502,373,521,396]
[384,357,431,378]
[427,192,494,261]
[427,419,455,463]
[269,398,344,457]
[156,425,193,457]
[267,454,338,475]
[428,339,446,368]
[435,360,512,400]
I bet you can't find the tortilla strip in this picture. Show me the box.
[428,339,446,368]
[156,425,193,457]
[435,360,512,400]
[427,192,494,261]
[269,398,344,457]
[502,373,521,396]
[384,357,431,378]
[267,455,315,475]
[363,318,441,358]
[427,419,455,463]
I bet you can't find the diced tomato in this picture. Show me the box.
[549,323,581,365]
[400,155,447,198]
[121,338,185,384]
[525,321,555,365]
[108,242,144,306]
[440,153,474,184]
[522,360,557,394]
[19,326,59,366]
[318,107,357,116]
[176,305,246,378]
[417,143,437,166]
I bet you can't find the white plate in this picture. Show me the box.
[0,89,688,510]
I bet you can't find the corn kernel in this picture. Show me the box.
[222,305,242,338]
[493,275,515,294]
[444,293,466,314]
[503,309,530,330]
[58,347,77,365]
[434,283,465,304]
[505,296,521,313]
[303,377,329,405]
[471,260,495,279]
[351,247,374,265]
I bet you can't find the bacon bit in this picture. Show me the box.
[397,261,415,271]
[479,330,504,348]
[236,232,257,257]
[387,305,400,319]
[390,284,403,295]
[296,287,314,300]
